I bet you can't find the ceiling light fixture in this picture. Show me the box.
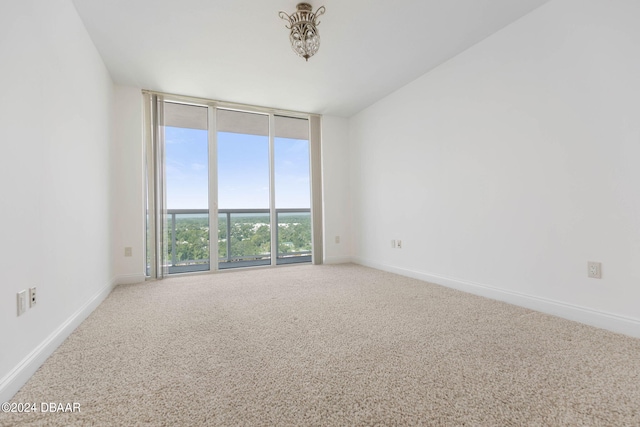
[279,3,326,62]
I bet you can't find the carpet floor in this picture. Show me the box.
[2,264,639,426]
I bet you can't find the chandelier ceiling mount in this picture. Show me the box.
[279,3,326,62]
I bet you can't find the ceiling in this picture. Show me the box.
[71,0,550,117]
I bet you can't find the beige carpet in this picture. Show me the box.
[2,264,639,426]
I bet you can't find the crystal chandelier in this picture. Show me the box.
[279,3,326,61]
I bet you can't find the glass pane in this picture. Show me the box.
[277,211,312,263]
[218,212,271,270]
[164,102,209,274]
[274,116,312,265]
[217,213,227,260]
[217,109,271,269]
[167,212,209,274]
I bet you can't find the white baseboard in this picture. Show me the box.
[0,278,117,403]
[116,273,146,285]
[324,256,353,265]
[353,257,640,339]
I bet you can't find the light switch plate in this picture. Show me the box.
[17,290,27,316]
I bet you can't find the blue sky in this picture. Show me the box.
[165,127,310,210]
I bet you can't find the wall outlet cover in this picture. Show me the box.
[29,287,37,307]
[588,261,602,279]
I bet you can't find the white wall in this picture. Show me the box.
[349,0,640,336]
[112,86,146,284]
[0,0,114,400]
[321,116,351,263]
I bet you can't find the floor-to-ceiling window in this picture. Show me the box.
[274,115,312,265]
[163,103,210,274]
[144,93,321,277]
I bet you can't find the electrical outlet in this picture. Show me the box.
[124,247,132,257]
[29,287,37,307]
[588,261,602,279]
[17,290,27,316]
[335,236,340,244]
[391,239,396,248]
[397,240,402,249]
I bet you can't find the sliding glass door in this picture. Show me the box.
[162,102,210,274]
[145,94,318,276]
[217,109,271,269]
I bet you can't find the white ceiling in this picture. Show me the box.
[71,0,550,117]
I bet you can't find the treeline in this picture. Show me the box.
[168,214,311,264]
